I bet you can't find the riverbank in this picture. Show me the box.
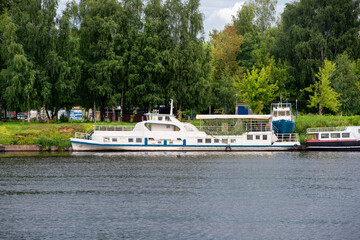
[1,115,360,151]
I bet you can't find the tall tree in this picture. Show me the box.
[0,10,37,121]
[234,66,278,114]
[304,59,341,115]
[331,53,360,115]
[79,0,123,121]
[275,0,360,97]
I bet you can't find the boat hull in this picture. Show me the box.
[306,140,360,151]
[71,139,300,152]
[272,120,295,133]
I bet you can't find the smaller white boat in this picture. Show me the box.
[271,102,295,133]
[306,126,360,151]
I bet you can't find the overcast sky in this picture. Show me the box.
[58,0,293,40]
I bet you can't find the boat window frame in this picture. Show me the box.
[342,133,350,138]
[214,139,220,143]
[263,135,267,140]
[136,138,142,143]
[247,135,253,140]
[256,135,260,140]
[230,139,236,143]
[104,137,110,142]
[222,139,228,144]
[197,139,203,143]
[331,133,341,138]
[112,138,118,142]
[321,133,329,139]
[205,138,211,144]
[128,138,134,143]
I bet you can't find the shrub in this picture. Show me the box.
[59,113,68,122]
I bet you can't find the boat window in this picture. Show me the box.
[342,133,350,138]
[331,133,340,138]
[136,138,142,143]
[165,116,170,121]
[256,135,260,140]
[263,135,267,140]
[197,139,203,143]
[247,135,253,140]
[112,138,117,142]
[222,139,228,144]
[166,125,170,128]
[128,138,134,142]
[104,137,110,142]
[205,139,211,143]
[321,133,329,139]
[230,139,236,143]
[274,112,278,117]
[214,139,220,143]
[158,117,163,121]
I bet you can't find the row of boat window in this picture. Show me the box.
[321,133,350,139]
[197,135,267,144]
[104,135,268,143]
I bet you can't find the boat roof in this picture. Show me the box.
[196,114,271,120]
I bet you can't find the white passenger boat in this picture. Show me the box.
[70,111,300,152]
[305,126,360,151]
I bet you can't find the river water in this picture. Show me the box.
[0,151,359,240]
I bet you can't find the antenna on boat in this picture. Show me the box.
[170,99,174,115]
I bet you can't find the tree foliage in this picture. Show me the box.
[304,59,341,115]
[234,66,278,114]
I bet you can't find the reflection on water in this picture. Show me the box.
[0,152,360,240]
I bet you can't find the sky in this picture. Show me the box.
[58,0,293,40]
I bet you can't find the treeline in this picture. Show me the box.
[1,0,360,122]
[0,0,211,121]
[212,0,360,115]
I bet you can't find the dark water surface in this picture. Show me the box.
[1,152,359,240]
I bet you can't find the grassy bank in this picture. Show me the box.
[0,121,133,149]
[1,115,360,148]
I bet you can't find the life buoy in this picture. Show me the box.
[225,146,231,152]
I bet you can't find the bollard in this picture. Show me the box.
[47,118,49,124]
[22,119,25,125]
[71,118,72,124]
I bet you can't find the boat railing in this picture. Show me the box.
[198,122,271,135]
[275,133,299,142]
[75,132,91,140]
[306,127,346,134]
[94,125,135,132]
[271,102,292,110]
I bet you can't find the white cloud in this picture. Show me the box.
[202,1,245,38]
[215,2,245,24]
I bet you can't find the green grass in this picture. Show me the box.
[0,120,135,149]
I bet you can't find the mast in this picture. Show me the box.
[170,99,174,115]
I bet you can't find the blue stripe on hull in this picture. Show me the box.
[272,120,295,133]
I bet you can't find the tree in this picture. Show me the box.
[254,0,278,35]
[0,10,37,122]
[275,0,360,96]
[234,66,278,114]
[79,0,123,121]
[331,53,360,114]
[304,59,341,115]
